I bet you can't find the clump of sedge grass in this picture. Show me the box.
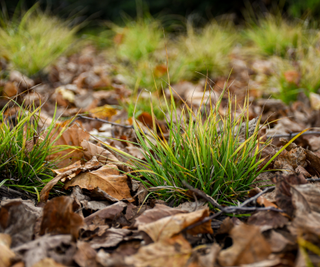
[244,14,308,57]
[109,16,166,91]
[298,47,320,94]
[0,5,77,76]
[131,89,265,204]
[112,16,164,62]
[0,101,70,197]
[173,21,237,81]
[108,84,302,205]
[267,48,320,103]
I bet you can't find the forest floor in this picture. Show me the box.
[2,12,320,267]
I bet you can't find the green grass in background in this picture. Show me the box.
[0,5,77,76]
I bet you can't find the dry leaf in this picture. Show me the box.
[218,224,271,266]
[31,258,66,267]
[125,234,192,267]
[0,234,15,267]
[89,228,131,249]
[40,157,101,202]
[64,164,134,202]
[290,184,320,236]
[271,173,307,217]
[81,140,121,165]
[48,123,90,168]
[88,105,117,119]
[73,241,97,267]
[247,211,288,231]
[283,70,300,85]
[84,201,127,225]
[139,208,212,242]
[40,196,84,239]
[134,204,187,227]
[310,92,320,110]
[3,82,18,97]
[0,201,37,247]
[13,235,75,267]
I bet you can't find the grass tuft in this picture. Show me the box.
[244,14,305,57]
[0,5,77,76]
[173,21,236,81]
[0,101,71,196]
[108,84,271,204]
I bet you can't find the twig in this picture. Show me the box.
[267,131,320,139]
[76,115,134,129]
[241,186,275,207]
[182,180,222,210]
[181,183,279,233]
[183,206,282,232]
[307,178,320,182]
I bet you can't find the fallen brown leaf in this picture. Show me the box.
[31,258,66,267]
[48,123,90,168]
[13,235,76,267]
[40,196,84,239]
[218,224,271,266]
[271,173,307,217]
[81,140,121,165]
[73,241,97,267]
[84,201,127,225]
[0,234,15,267]
[64,164,134,202]
[40,157,101,202]
[3,81,18,97]
[247,210,288,231]
[134,204,187,227]
[139,208,212,242]
[125,234,192,267]
[0,201,37,247]
[89,228,132,249]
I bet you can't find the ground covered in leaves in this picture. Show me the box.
[3,41,320,267]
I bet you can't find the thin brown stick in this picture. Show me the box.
[76,115,134,129]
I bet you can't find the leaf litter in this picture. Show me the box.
[3,45,320,267]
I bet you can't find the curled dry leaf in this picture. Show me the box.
[267,230,295,253]
[40,196,84,239]
[247,211,288,231]
[134,204,187,227]
[64,164,134,202]
[305,149,320,174]
[291,183,320,236]
[3,81,18,97]
[125,234,192,267]
[73,241,97,267]
[139,208,212,242]
[89,228,132,249]
[271,173,307,217]
[0,234,15,267]
[13,235,76,267]
[84,201,127,225]
[87,104,117,119]
[40,157,101,202]
[218,224,271,266]
[81,140,121,165]
[48,123,90,168]
[0,201,37,247]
